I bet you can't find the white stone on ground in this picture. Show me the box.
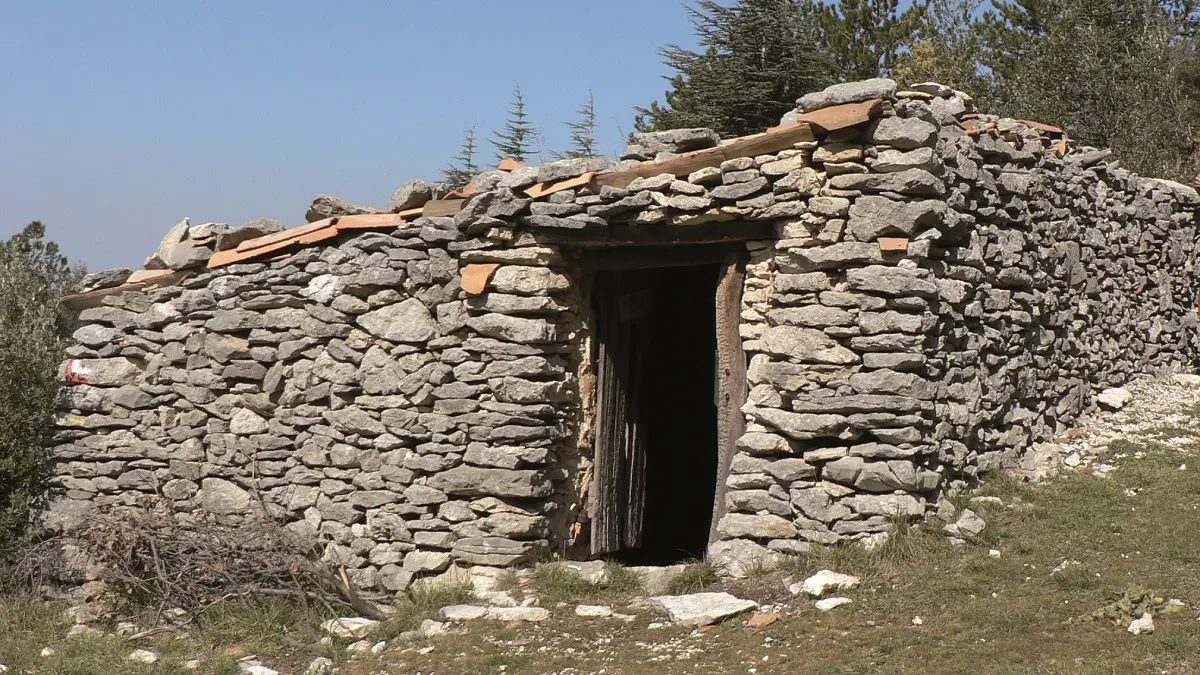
[1173,373,1200,387]
[1128,613,1155,634]
[304,657,335,675]
[127,649,159,664]
[238,661,280,675]
[419,619,448,636]
[815,597,853,611]
[40,647,56,657]
[438,604,489,621]
[575,604,614,618]
[1097,387,1133,410]
[346,640,372,655]
[649,592,758,626]
[486,606,550,622]
[320,617,379,639]
[794,570,861,597]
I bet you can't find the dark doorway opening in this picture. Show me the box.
[588,248,745,566]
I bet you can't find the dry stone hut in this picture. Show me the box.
[50,78,1200,591]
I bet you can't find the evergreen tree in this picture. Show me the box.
[558,90,598,159]
[0,222,83,561]
[977,0,1066,83]
[491,85,537,163]
[893,0,997,107]
[817,0,925,80]
[635,0,834,137]
[442,125,481,190]
[1003,0,1200,179]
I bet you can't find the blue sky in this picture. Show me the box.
[0,1,699,270]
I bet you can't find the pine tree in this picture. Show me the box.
[557,90,598,159]
[892,0,997,106]
[816,0,926,80]
[491,85,537,163]
[442,125,480,190]
[978,0,1066,83]
[635,0,834,137]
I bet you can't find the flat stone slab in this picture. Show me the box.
[486,606,550,622]
[438,605,489,621]
[320,617,379,639]
[649,592,758,626]
[795,570,861,597]
[815,597,853,611]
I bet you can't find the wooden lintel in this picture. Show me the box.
[334,213,409,231]
[594,123,817,190]
[794,98,883,133]
[421,199,466,218]
[524,172,598,200]
[528,221,777,247]
[62,271,192,310]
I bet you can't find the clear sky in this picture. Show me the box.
[0,1,699,270]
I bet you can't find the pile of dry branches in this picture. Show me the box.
[71,502,387,621]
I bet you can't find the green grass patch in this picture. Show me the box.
[664,559,724,595]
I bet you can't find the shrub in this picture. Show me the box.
[0,222,81,563]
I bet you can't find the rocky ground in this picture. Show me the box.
[6,373,1200,674]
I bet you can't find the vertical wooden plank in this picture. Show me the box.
[709,254,748,547]
[623,301,652,550]
[591,307,624,556]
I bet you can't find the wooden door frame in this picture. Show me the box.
[581,244,749,557]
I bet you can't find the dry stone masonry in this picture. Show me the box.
[49,78,1200,590]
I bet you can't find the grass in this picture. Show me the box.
[664,559,724,595]
[373,577,477,640]
[529,561,643,603]
[0,594,337,674]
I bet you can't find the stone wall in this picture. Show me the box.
[49,78,1200,587]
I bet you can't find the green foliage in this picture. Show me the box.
[557,90,599,159]
[442,125,480,190]
[893,0,998,107]
[816,0,925,80]
[999,0,1200,180]
[490,84,538,163]
[665,559,724,595]
[635,0,834,137]
[0,222,82,561]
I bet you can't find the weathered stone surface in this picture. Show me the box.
[631,128,720,155]
[389,179,434,212]
[830,169,946,196]
[357,299,438,343]
[867,117,939,149]
[760,326,859,364]
[753,408,850,440]
[428,466,552,498]
[717,513,798,540]
[200,478,252,514]
[649,592,758,626]
[216,218,286,252]
[307,194,372,222]
[847,196,948,241]
[796,78,897,112]
[796,570,861,597]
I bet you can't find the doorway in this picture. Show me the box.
[587,248,747,565]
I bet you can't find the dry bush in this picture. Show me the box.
[71,501,387,623]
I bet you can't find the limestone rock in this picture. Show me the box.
[389,179,435,212]
[321,617,380,639]
[815,597,852,611]
[357,299,438,343]
[307,194,372,222]
[1097,388,1133,410]
[649,592,758,626]
[200,478,252,515]
[216,218,286,252]
[797,78,897,113]
[795,570,861,597]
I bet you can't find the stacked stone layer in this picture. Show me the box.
[49,79,1200,585]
